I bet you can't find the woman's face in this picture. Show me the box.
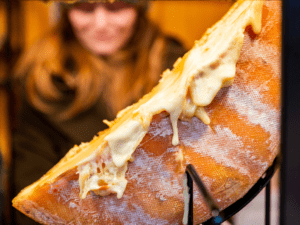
[68,2,138,56]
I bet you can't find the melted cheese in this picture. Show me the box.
[75,0,264,199]
[105,120,148,167]
[77,147,128,199]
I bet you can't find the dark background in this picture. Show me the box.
[281,0,300,224]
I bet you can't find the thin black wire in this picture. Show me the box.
[185,164,223,225]
[185,155,281,225]
[186,171,193,225]
[265,182,271,225]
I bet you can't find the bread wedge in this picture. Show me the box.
[13,1,281,224]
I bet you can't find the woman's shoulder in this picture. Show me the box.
[163,35,187,70]
[165,36,186,55]
[165,36,185,50]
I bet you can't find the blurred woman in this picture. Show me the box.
[11,1,186,224]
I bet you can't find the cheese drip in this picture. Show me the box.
[77,147,128,199]
[76,0,264,199]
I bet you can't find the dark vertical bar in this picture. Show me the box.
[280,0,286,224]
[281,0,300,224]
[265,182,271,225]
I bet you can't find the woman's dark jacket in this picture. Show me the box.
[11,37,186,225]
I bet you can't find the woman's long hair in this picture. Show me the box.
[14,5,167,121]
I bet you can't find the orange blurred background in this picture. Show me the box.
[0,1,232,222]
[0,1,233,50]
